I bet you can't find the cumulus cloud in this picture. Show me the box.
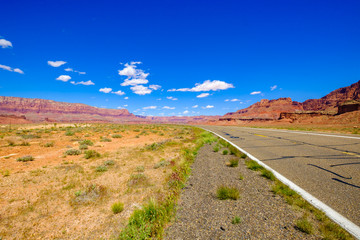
[202,105,214,109]
[0,39,12,48]
[250,91,261,95]
[56,75,71,82]
[99,87,112,93]
[112,90,125,96]
[183,110,189,114]
[163,106,175,110]
[130,85,152,95]
[167,96,178,101]
[48,61,67,67]
[0,64,24,74]
[168,80,234,92]
[124,97,129,100]
[70,80,94,85]
[121,78,148,86]
[143,106,157,110]
[230,99,240,102]
[270,85,277,91]
[149,84,161,90]
[192,105,198,108]
[197,93,210,98]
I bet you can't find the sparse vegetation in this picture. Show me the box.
[228,158,239,167]
[213,146,219,152]
[84,150,101,159]
[95,165,108,172]
[44,142,54,147]
[222,149,228,155]
[100,137,112,142]
[112,134,122,138]
[296,216,313,234]
[245,159,264,171]
[261,169,275,181]
[79,144,88,150]
[153,160,169,169]
[79,139,93,146]
[17,155,34,162]
[216,186,239,200]
[65,149,81,156]
[111,202,124,214]
[232,216,241,224]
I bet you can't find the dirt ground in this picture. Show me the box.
[0,123,196,239]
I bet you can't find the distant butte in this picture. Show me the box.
[0,80,359,125]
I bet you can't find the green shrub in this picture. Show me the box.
[79,144,88,150]
[153,160,169,169]
[44,142,54,147]
[232,216,241,224]
[21,134,40,139]
[296,217,313,234]
[228,158,239,167]
[17,155,34,162]
[112,134,123,138]
[104,160,115,166]
[96,165,108,172]
[136,166,145,172]
[65,149,81,156]
[65,131,75,136]
[239,173,244,180]
[245,160,264,171]
[100,137,112,142]
[112,202,124,214]
[240,153,247,159]
[79,139,93,146]
[222,150,228,155]
[84,150,101,159]
[216,186,239,200]
[261,169,275,181]
[213,146,219,152]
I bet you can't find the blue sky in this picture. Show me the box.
[1,0,359,116]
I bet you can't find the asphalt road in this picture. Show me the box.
[201,125,360,227]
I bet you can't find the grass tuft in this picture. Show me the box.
[84,150,101,159]
[17,155,34,162]
[296,216,313,234]
[216,186,239,200]
[232,216,241,224]
[261,169,275,181]
[245,159,264,171]
[112,202,124,214]
[228,158,239,167]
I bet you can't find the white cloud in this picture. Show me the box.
[230,99,240,102]
[168,80,234,92]
[121,78,148,86]
[0,64,12,71]
[0,64,24,74]
[192,105,198,108]
[0,39,12,48]
[124,97,129,100]
[112,90,125,96]
[167,96,178,101]
[202,105,214,109]
[270,85,277,91]
[183,110,189,114]
[70,80,94,85]
[65,67,86,75]
[56,75,71,82]
[225,99,229,102]
[48,61,67,67]
[163,106,175,110]
[143,106,157,110]
[250,91,261,95]
[197,93,210,98]
[130,85,152,95]
[149,84,161,90]
[99,87,112,93]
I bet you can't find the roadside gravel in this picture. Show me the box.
[164,143,318,239]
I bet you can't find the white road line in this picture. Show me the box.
[203,127,360,240]
[241,127,360,140]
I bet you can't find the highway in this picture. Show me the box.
[201,126,360,227]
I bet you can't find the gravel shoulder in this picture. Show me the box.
[164,143,317,239]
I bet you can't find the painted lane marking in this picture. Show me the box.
[342,152,360,158]
[243,127,360,140]
[202,127,360,240]
[254,134,269,138]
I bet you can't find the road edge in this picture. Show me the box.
[202,127,360,240]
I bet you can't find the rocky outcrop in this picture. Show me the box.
[0,96,137,122]
[302,80,360,113]
[223,80,360,121]
[224,98,304,120]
